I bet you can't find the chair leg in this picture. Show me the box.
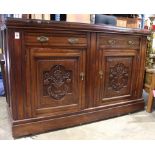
[146,90,154,112]
[146,73,155,113]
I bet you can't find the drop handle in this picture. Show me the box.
[68,38,79,44]
[99,70,103,79]
[128,40,134,45]
[108,39,116,45]
[80,72,85,81]
[37,36,49,42]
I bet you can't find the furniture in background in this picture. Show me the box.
[0,18,149,138]
[94,14,141,28]
[101,14,141,28]
[116,17,141,28]
[95,14,117,26]
[144,68,155,112]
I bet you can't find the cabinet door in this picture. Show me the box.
[96,49,139,105]
[26,48,85,117]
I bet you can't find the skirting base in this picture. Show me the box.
[12,100,144,138]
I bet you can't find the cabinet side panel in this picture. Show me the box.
[8,30,25,120]
[6,30,17,120]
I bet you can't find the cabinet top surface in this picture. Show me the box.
[0,18,150,35]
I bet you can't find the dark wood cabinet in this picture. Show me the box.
[0,18,150,138]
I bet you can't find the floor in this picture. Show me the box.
[1,91,155,140]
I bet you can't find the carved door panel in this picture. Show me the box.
[26,48,85,117]
[97,49,139,105]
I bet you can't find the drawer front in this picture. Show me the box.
[24,32,87,47]
[99,35,140,49]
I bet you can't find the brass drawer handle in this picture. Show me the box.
[128,40,134,45]
[80,72,85,81]
[108,39,116,45]
[68,38,79,44]
[37,36,49,42]
[99,70,103,79]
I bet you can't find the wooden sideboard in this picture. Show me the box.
[0,18,150,138]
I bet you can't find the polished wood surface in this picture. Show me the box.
[0,18,150,138]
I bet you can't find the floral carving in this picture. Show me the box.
[43,65,72,100]
[109,63,129,91]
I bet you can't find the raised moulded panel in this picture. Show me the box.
[26,48,86,117]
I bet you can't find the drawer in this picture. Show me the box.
[99,35,140,49]
[24,32,87,47]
